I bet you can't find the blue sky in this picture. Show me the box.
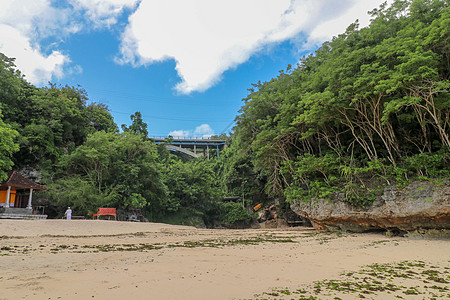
[0,0,390,138]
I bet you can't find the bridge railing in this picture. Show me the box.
[150,136,222,140]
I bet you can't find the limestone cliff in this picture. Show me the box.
[290,180,450,233]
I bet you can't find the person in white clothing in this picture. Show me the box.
[65,207,72,220]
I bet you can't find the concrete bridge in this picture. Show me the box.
[152,138,226,159]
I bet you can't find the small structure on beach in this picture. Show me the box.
[0,171,47,219]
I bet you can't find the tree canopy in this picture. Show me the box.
[47,131,165,216]
[230,0,449,206]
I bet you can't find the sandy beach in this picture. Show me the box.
[0,219,449,300]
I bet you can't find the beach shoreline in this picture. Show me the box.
[1,219,448,299]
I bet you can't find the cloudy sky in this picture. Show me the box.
[0,0,391,137]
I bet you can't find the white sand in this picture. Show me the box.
[0,219,448,299]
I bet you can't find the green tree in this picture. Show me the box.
[159,158,223,225]
[0,110,19,181]
[48,131,166,217]
[0,53,117,169]
[121,112,148,138]
[85,103,118,134]
[0,53,25,110]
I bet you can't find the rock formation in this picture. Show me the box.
[290,180,450,233]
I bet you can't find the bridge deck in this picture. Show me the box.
[153,139,226,150]
[152,138,226,159]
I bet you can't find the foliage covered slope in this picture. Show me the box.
[230,0,449,207]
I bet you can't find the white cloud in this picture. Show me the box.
[0,0,45,34]
[0,0,139,85]
[168,130,191,138]
[69,0,140,27]
[118,0,388,94]
[0,0,75,84]
[1,0,391,89]
[169,124,215,138]
[305,0,394,49]
[0,24,68,84]
[194,124,214,138]
[0,0,83,42]
[0,0,71,85]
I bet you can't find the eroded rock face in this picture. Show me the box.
[18,167,43,183]
[257,205,278,223]
[290,181,450,232]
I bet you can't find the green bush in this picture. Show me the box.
[220,202,252,227]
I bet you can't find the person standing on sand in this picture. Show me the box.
[65,207,72,220]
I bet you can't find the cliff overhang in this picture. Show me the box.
[290,180,450,234]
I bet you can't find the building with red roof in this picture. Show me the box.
[0,171,46,219]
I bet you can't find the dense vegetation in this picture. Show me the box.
[0,52,250,225]
[231,0,449,207]
[0,0,448,226]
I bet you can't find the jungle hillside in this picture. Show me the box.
[0,0,448,227]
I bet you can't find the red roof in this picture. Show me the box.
[1,171,46,190]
